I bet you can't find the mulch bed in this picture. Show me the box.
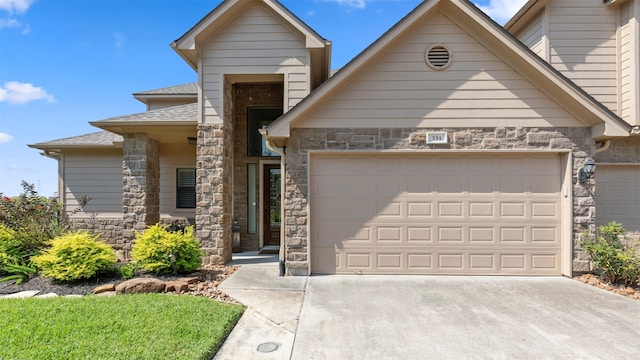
[0,264,239,303]
[573,273,640,301]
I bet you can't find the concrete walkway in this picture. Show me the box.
[214,253,306,360]
[214,255,640,359]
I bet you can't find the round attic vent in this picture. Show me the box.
[425,45,452,70]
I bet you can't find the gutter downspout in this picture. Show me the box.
[595,140,611,153]
[261,129,287,276]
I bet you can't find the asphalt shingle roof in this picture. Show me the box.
[133,83,197,96]
[30,131,123,148]
[93,103,197,124]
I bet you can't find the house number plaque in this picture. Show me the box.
[426,132,448,144]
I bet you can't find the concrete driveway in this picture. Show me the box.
[293,276,640,359]
[214,257,640,359]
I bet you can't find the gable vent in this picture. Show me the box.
[425,45,451,70]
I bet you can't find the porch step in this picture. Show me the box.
[259,246,280,255]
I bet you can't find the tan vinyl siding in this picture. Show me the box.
[295,12,578,129]
[201,3,310,123]
[63,149,122,217]
[515,14,545,57]
[547,0,618,113]
[619,0,639,125]
[159,144,196,218]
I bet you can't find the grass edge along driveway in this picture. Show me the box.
[0,294,244,360]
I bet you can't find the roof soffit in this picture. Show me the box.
[266,0,630,139]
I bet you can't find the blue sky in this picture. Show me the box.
[0,0,526,197]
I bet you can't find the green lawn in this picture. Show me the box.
[0,294,244,360]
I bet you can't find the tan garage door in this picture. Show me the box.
[310,153,563,275]
[596,165,640,234]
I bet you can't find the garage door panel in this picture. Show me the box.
[469,227,494,242]
[470,202,495,217]
[436,176,465,193]
[438,202,464,217]
[407,202,433,217]
[314,245,562,275]
[310,154,563,275]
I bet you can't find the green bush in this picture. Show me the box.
[117,262,138,280]
[31,232,117,282]
[583,222,640,286]
[0,225,38,284]
[0,225,23,266]
[0,182,69,252]
[132,224,203,274]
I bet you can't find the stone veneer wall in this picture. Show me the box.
[122,133,160,242]
[283,127,597,275]
[196,123,233,264]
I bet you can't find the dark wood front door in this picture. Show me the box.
[263,164,281,247]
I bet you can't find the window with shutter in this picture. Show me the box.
[176,168,196,209]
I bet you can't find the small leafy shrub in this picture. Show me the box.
[132,224,203,274]
[0,182,68,252]
[583,221,640,286]
[0,225,38,284]
[117,262,138,280]
[0,262,37,285]
[0,225,23,266]
[32,232,117,281]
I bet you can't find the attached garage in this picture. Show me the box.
[309,152,570,276]
[595,165,640,234]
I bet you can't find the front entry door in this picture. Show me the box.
[263,164,281,247]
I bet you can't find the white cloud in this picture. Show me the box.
[0,132,13,143]
[0,18,19,28]
[0,0,34,14]
[323,0,367,10]
[0,81,56,104]
[476,0,528,25]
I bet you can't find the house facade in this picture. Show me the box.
[31,0,639,276]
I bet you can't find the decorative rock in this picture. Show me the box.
[36,293,58,298]
[96,291,116,297]
[65,295,83,298]
[93,284,116,294]
[625,287,635,295]
[115,278,166,294]
[165,281,189,293]
[1,290,40,299]
[179,277,199,285]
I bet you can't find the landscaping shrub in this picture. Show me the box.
[0,225,23,266]
[32,232,117,281]
[0,182,68,253]
[117,262,138,280]
[583,221,640,286]
[0,225,38,284]
[132,224,203,274]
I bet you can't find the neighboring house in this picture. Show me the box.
[30,0,640,276]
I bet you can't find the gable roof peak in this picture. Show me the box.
[264,0,630,142]
[172,0,329,70]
